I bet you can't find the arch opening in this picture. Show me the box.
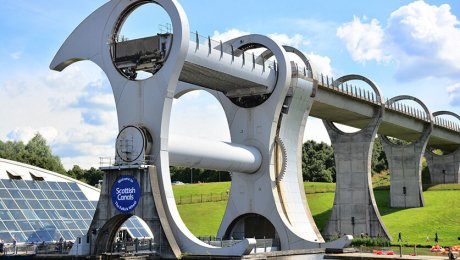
[224,214,279,242]
[231,45,277,108]
[428,113,460,155]
[94,214,154,255]
[110,1,173,81]
[169,89,232,237]
[330,78,383,134]
[383,99,432,146]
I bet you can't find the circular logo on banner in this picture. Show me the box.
[111,176,140,213]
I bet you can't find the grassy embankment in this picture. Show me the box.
[173,181,460,246]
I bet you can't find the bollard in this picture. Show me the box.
[413,245,416,256]
[399,245,402,257]
[264,236,266,252]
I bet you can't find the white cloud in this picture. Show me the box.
[268,33,310,48]
[387,1,460,81]
[170,89,230,142]
[336,16,388,63]
[7,127,59,144]
[212,29,249,42]
[447,83,460,107]
[337,1,460,81]
[0,62,117,170]
[306,52,333,77]
[303,117,330,144]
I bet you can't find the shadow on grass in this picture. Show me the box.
[312,209,332,232]
[373,189,408,216]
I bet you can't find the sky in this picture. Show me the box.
[0,0,459,169]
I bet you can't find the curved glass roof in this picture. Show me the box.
[0,159,152,243]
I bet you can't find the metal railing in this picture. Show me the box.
[190,31,278,73]
[99,155,155,168]
[0,243,37,256]
[111,238,156,255]
[197,236,280,251]
[313,72,460,131]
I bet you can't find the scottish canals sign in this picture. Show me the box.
[111,176,140,213]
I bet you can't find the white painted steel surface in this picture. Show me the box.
[169,135,262,173]
[50,0,256,256]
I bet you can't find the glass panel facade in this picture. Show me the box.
[0,179,151,243]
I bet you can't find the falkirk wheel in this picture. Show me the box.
[50,0,353,258]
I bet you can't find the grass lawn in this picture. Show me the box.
[307,189,460,246]
[173,182,231,198]
[304,182,336,193]
[176,201,227,236]
[174,182,460,246]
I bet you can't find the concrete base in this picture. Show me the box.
[323,120,391,240]
[75,166,180,259]
[381,137,427,208]
[425,150,460,184]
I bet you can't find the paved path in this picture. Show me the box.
[325,252,451,259]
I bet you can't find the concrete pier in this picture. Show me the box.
[323,75,390,240]
[381,96,433,208]
[425,111,460,184]
[425,150,460,184]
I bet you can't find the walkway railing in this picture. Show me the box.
[99,156,155,168]
[0,243,37,256]
[197,236,280,251]
[190,31,278,73]
[313,72,460,132]
[111,238,156,255]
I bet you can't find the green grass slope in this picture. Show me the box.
[174,182,460,246]
[308,189,460,246]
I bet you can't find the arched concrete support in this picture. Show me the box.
[323,75,391,239]
[425,111,460,184]
[51,0,256,257]
[214,37,351,250]
[426,150,460,184]
[380,95,433,208]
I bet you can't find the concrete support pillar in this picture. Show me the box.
[381,137,427,208]
[425,111,460,184]
[425,150,460,184]
[381,95,433,208]
[323,75,391,240]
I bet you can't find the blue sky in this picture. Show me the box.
[1,0,459,169]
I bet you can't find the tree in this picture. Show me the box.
[66,165,104,186]
[371,138,388,175]
[302,140,335,182]
[169,166,230,183]
[0,133,66,174]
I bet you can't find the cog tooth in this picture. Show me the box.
[275,136,288,183]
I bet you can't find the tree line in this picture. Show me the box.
[0,133,103,186]
[1,133,428,185]
[301,138,388,182]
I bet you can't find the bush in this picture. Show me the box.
[351,237,391,247]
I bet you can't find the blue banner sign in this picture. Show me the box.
[111,175,140,213]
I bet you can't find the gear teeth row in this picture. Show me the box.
[275,136,288,183]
